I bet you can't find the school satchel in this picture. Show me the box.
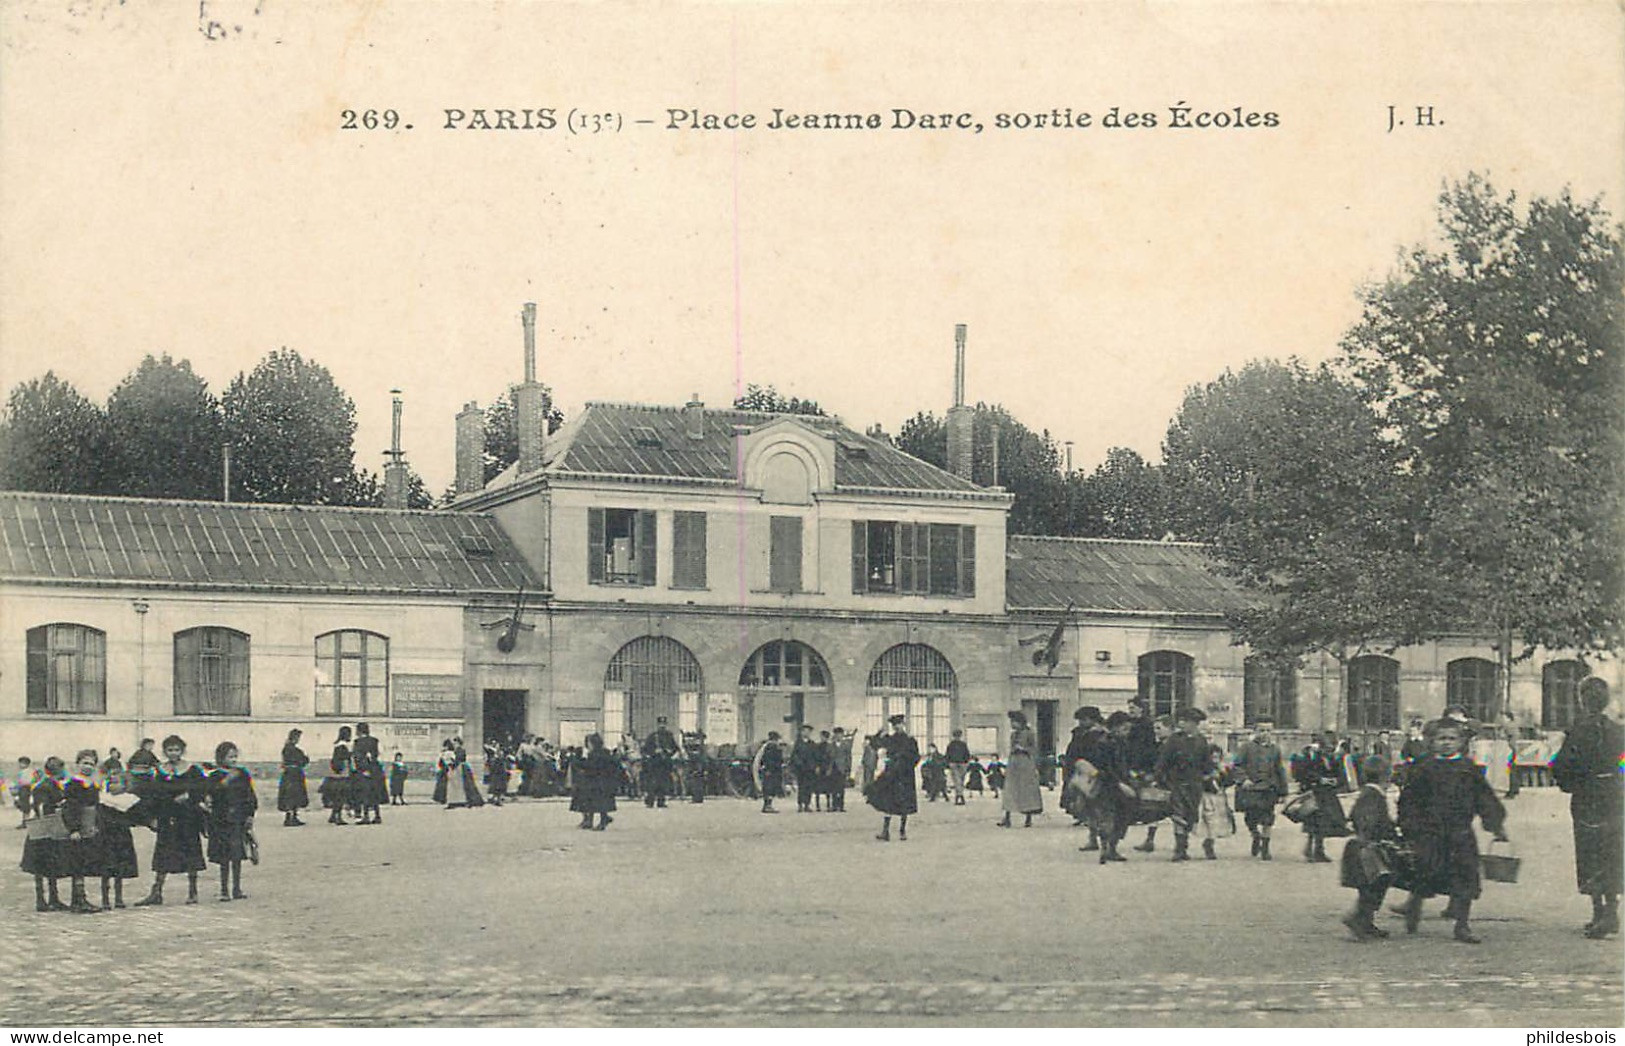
[26,807,96,841]
[1281,792,1317,824]
[1481,839,1521,884]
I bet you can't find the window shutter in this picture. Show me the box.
[26,627,47,713]
[174,630,199,715]
[637,510,658,587]
[673,511,707,589]
[228,631,250,715]
[770,516,802,593]
[851,521,868,594]
[899,523,916,594]
[587,508,606,583]
[958,525,976,596]
[82,629,106,713]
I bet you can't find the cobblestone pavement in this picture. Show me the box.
[3,787,1620,1026]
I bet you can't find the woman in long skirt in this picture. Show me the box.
[134,735,207,906]
[1552,678,1624,938]
[998,710,1044,828]
[570,734,618,830]
[320,727,353,826]
[277,729,310,827]
[864,715,920,842]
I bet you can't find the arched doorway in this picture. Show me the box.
[603,636,703,743]
[865,643,956,749]
[738,640,833,745]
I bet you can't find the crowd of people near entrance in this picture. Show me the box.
[18,680,1618,945]
[13,735,257,912]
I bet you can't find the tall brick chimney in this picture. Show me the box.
[945,323,975,482]
[683,394,705,440]
[455,400,485,496]
[383,389,409,509]
[516,302,545,476]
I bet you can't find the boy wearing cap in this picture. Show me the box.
[790,724,821,812]
[1155,706,1211,861]
[752,732,785,813]
[1232,720,1289,860]
[945,729,973,806]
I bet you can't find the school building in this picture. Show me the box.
[3,308,1618,767]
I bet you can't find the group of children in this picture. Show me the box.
[15,734,258,913]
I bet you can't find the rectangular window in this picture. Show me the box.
[671,511,708,589]
[678,692,700,734]
[26,624,107,714]
[853,522,976,598]
[315,630,388,717]
[769,516,802,593]
[589,508,657,586]
[175,627,250,716]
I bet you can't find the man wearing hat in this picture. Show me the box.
[641,716,681,809]
[866,714,920,841]
[1231,719,1289,860]
[1155,706,1212,861]
[1064,707,1105,835]
[790,723,822,812]
[828,727,853,812]
[752,731,786,813]
[944,729,973,806]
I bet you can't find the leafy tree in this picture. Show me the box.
[732,384,826,416]
[351,467,436,509]
[1341,175,1624,696]
[104,355,223,499]
[482,383,564,484]
[0,372,108,494]
[1080,447,1170,540]
[1161,360,1435,718]
[221,348,361,505]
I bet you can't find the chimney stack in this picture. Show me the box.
[683,394,705,440]
[383,389,409,509]
[455,400,485,496]
[516,302,545,476]
[946,323,975,482]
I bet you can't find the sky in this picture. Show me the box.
[3,1,1622,495]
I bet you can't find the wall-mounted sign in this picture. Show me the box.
[266,690,301,712]
[704,693,737,745]
[392,674,464,718]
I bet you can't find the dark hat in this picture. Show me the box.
[1176,706,1207,723]
[887,713,907,726]
[832,727,846,735]
[656,716,669,724]
[1105,711,1132,728]
[1075,705,1102,723]
[820,730,831,737]
[767,730,781,740]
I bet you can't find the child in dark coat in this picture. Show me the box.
[1396,719,1508,944]
[60,750,105,914]
[388,752,409,805]
[1340,784,1405,940]
[20,756,66,911]
[205,742,257,902]
[97,769,141,910]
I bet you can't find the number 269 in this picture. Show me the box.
[340,109,400,130]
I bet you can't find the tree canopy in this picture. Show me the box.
[221,348,363,505]
[105,354,223,500]
[0,372,108,494]
[481,383,565,485]
[733,384,826,416]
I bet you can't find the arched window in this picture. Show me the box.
[1446,657,1499,722]
[866,644,956,748]
[315,630,388,717]
[604,636,703,741]
[26,623,107,714]
[1347,655,1400,730]
[174,627,250,715]
[1137,651,1194,719]
[738,640,832,744]
[1542,660,1588,730]
[1243,655,1297,728]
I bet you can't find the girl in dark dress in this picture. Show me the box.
[1551,678,1624,938]
[320,727,354,825]
[865,715,921,842]
[97,769,140,910]
[1291,734,1349,863]
[388,752,409,805]
[570,734,619,830]
[134,735,208,906]
[277,728,310,827]
[60,749,105,914]
[206,742,257,901]
[20,756,66,912]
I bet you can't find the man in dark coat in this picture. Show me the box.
[866,714,920,842]
[1126,699,1164,852]
[1063,707,1101,830]
[1397,719,1507,944]
[1155,706,1211,862]
[790,724,821,812]
[752,732,786,813]
[945,729,973,806]
[828,728,853,812]
[1231,719,1289,860]
[641,717,681,809]
[1077,711,1131,864]
[1551,678,1623,939]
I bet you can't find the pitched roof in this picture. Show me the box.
[1005,535,1251,616]
[0,492,541,597]
[489,402,992,495]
